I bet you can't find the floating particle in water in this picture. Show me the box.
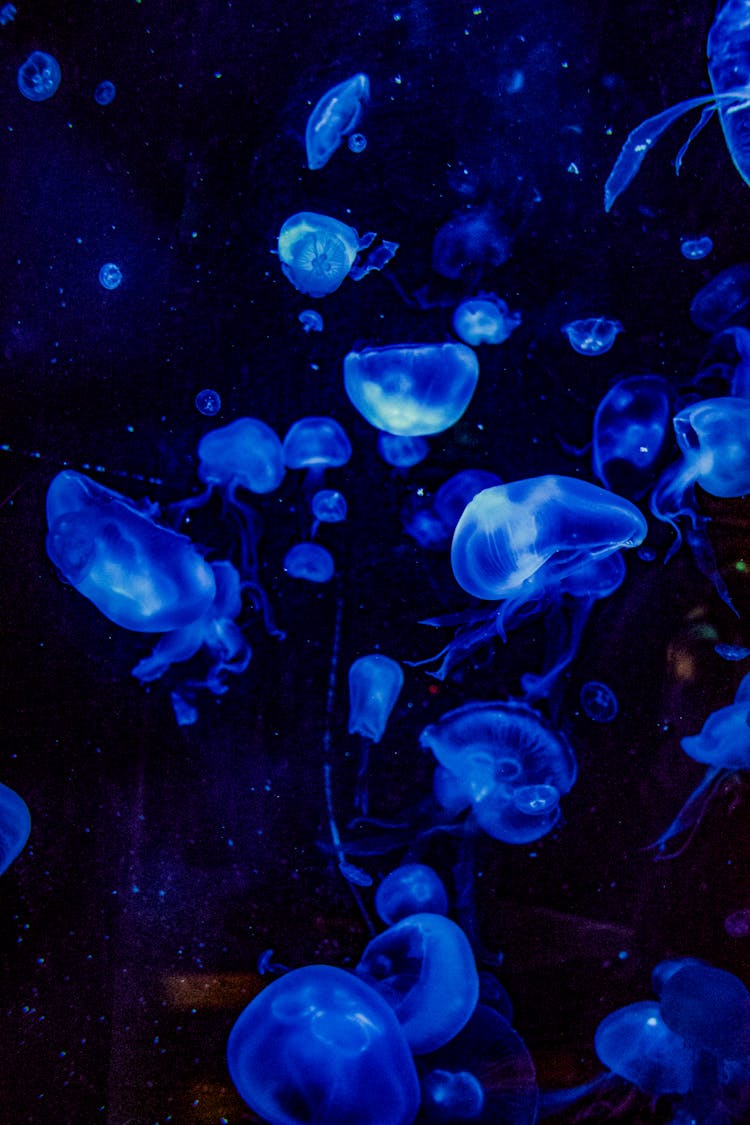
[580,681,619,722]
[681,236,713,260]
[715,643,750,661]
[725,909,750,937]
[562,317,623,356]
[18,51,61,102]
[283,542,335,583]
[298,309,324,333]
[348,132,367,153]
[94,80,116,106]
[98,262,122,290]
[194,389,222,416]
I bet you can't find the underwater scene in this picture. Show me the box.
[1,0,750,1121]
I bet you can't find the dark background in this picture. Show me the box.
[0,1,748,1122]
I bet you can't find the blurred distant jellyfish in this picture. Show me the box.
[594,1001,694,1095]
[690,265,750,332]
[283,542,334,583]
[94,80,116,106]
[715,643,750,661]
[278,212,397,297]
[420,700,577,844]
[98,262,122,290]
[355,912,479,1053]
[725,909,750,937]
[0,782,31,876]
[562,317,623,356]
[0,5,17,27]
[696,325,750,396]
[298,308,324,333]
[194,388,221,416]
[17,51,61,101]
[348,654,404,813]
[375,864,449,925]
[311,488,347,530]
[227,964,420,1125]
[452,295,522,347]
[344,343,479,436]
[580,681,618,722]
[348,132,367,153]
[403,469,503,551]
[282,416,351,489]
[378,433,430,468]
[681,236,713,260]
[659,962,750,1060]
[592,375,672,499]
[305,73,369,170]
[432,207,512,281]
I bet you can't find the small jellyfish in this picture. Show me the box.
[452,294,522,347]
[348,132,367,153]
[227,964,421,1125]
[18,51,61,101]
[681,236,713,260]
[0,782,31,876]
[194,388,221,416]
[375,864,449,925]
[592,375,672,499]
[305,73,369,170]
[432,207,512,281]
[690,264,750,332]
[355,912,479,1054]
[725,909,750,938]
[282,416,351,489]
[348,654,404,813]
[344,343,480,436]
[311,489,347,525]
[94,80,116,106]
[298,308,324,333]
[98,262,123,290]
[562,317,623,356]
[378,433,430,468]
[580,681,618,722]
[277,212,397,297]
[594,1001,694,1095]
[403,469,503,551]
[283,542,334,583]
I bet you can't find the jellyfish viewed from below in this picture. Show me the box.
[305,73,369,170]
[432,207,512,281]
[452,295,521,347]
[592,375,672,499]
[17,50,61,101]
[344,343,480,436]
[283,542,335,583]
[277,212,398,297]
[378,433,430,469]
[375,864,449,925]
[227,964,420,1125]
[0,782,31,876]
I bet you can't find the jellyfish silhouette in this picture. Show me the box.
[0,782,31,876]
[592,375,672,499]
[404,470,503,552]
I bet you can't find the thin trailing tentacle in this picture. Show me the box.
[675,106,716,172]
[649,766,726,859]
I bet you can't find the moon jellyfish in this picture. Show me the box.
[375,864,449,925]
[681,236,713,260]
[355,912,479,1054]
[277,212,398,297]
[305,73,369,170]
[194,388,221,416]
[452,295,522,347]
[344,343,480,436]
[432,207,512,281]
[592,375,672,499]
[594,1001,694,1095]
[562,317,623,356]
[660,962,750,1060]
[283,542,334,583]
[226,964,420,1125]
[420,701,577,844]
[348,654,404,813]
[348,132,367,153]
[298,308,324,333]
[94,80,116,106]
[282,416,351,488]
[690,264,750,333]
[403,470,503,551]
[17,51,61,101]
[580,681,619,722]
[311,489,347,525]
[0,782,31,876]
[378,433,429,469]
[98,262,123,290]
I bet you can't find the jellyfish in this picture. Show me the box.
[452,295,522,347]
[226,964,420,1125]
[17,50,61,101]
[194,388,221,416]
[561,317,623,356]
[419,700,577,845]
[432,207,512,281]
[98,263,123,290]
[348,132,367,153]
[282,416,351,491]
[94,80,116,106]
[594,1001,694,1096]
[305,73,369,170]
[375,864,449,925]
[659,962,750,1061]
[579,680,619,722]
[0,782,31,876]
[592,375,672,499]
[403,470,503,552]
[348,654,404,813]
[344,343,480,436]
[690,264,750,333]
[277,212,398,297]
[378,433,430,469]
[650,396,750,610]
[283,542,335,583]
[355,912,479,1054]
[298,308,324,333]
[681,236,713,260]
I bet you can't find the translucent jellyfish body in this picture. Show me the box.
[305,73,369,170]
[282,416,351,482]
[375,864,449,925]
[194,388,221,416]
[226,964,420,1125]
[0,782,31,876]
[579,681,618,722]
[344,343,480,436]
[594,1001,694,1095]
[283,542,334,583]
[98,263,122,290]
[432,208,512,281]
[592,375,672,499]
[404,469,503,551]
[660,962,750,1060]
[378,433,429,468]
[94,80,116,106]
[420,700,577,843]
[355,912,479,1053]
[348,654,404,813]
[452,295,522,347]
[690,264,750,333]
[562,317,623,356]
[681,236,713,260]
[311,488,347,524]
[17,51,61,101]
[277,212,397,297]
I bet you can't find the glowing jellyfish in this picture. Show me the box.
[404,470,503,551]
[98,263,123,290]
[592,375,672,499]
[579,680,618,722]
[17,51,61,101]
[594,1002,694,1095]
[311,489,347,524]
[282,416,351,488]
[0,782,31,876]
[298,308,324,333]
[355,912,479,1054]
[283,542,334,583]
[277,212,397,297]
[681,236,713,260]
[194,388,221,416]
[660,962,750,1060]
[348,654,404,813]
[690,265,750,333]
[305,73,369,170]
[432,207,512,281]
[378,433,430,468]
[420,701,577,844]
[650,397,750,609]
[562,317,623,356]
[452,295,522,347]
[227,964,420,1125]
[375,864,449,925]
[348,132,367,153]
[344,343,480,436]
[94,80,116,105]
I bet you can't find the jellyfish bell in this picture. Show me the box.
[277,212,397,297]
[196,417,285,495]
[594,1001,694,1095]
[305,73,369,170]
[660,963,750,1060]
[282,416,352,473]
[432,207,513,281]
[592,375,673,499]
[0,782,31,877]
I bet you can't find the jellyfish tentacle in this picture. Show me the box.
[650,766,727,859]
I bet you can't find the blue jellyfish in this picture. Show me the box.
[348,654,404,813]
[432,207,512,281]
[298,308,324,333]
[580,681,619,722]
[403,470,503,551]
[375,864,449,925]
[311,488,347,527]
[650,397,750,609]
[420,700,577,844]
[17,51,61,101]
[194,388,221,416]
[378,433,430,469]
[0,782,31,876]
[348,132,367,153]
[277,212,398,297]
[594,1001,694,1096]
[283,542,334,583]
[282,416,351,491]
[94,80,116,106]
[452,295,522,347]
[344,343,480,436]
[561,317,623,357]
[98,263,123,290]
[725,909,750,937]
[690,264,750,333]
[227,964,420,1125]
[355,912,479,1054]
[305,73,369,170]
[659,962,750,1060]
[592,375,672,499]
[681,236,713,260]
